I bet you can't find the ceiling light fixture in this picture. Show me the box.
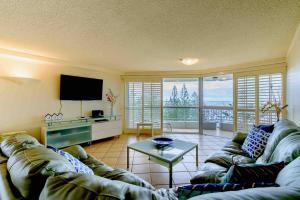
[180,58,199,65]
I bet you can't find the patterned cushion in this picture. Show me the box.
[177,182,279,200]
[222,162,285,184]
[242,126,272,159]
[257,124,274,133]
[48,146,94,175]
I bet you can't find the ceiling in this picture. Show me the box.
[0,0,300,72]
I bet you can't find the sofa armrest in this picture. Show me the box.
[232,132,248,145]
[190,170,225,184]
[62,145,88,160]
[188,186,300,200]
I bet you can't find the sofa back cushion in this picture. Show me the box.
[39,172,164,200]
[7,146,75,199]
[222,162,284,184]
[268,131,300,163]
[0,134,40,157]
[256,120,300,164]
[276,156,300,187]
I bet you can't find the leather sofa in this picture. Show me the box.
[0,134,176,200]
[1,119,300,200]
[189,119,300,199]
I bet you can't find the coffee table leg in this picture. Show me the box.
[169,163,173,188]
[196,145,198,167]
[127,147,129,170]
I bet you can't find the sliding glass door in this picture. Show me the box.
[162,75,233,137]
[203,75,233,137]
[163,78,201,133]
[124,67,285,136]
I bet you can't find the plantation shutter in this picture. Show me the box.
[126,81,162,129]
[259,73,282,124]
[143,82,162,128]
[126,82,142,128]
[236,72,283,132]
[236,76,256,131]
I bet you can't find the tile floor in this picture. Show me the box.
[84,133,231,189]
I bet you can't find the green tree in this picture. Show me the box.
[169,85,179,106]
[180,83,190,106]
[190,91,198,106]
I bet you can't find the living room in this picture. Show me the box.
[1,1,300,200]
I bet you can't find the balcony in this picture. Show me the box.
[163,106,233,137]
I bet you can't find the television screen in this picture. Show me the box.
[60,75,103,100]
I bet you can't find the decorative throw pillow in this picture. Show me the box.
[47,146,94,175]
[222,162,284,184]
[177,182,279,200]
[242,126,272,159]
[257,124,274,133]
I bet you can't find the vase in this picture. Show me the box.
[110,103,114,117]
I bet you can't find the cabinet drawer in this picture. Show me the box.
[91,121,122,140]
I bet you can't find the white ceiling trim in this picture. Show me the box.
[123,57,286,77]
[287,23,300,57]
[0,48,123,75]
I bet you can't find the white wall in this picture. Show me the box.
[287,24,300,124]
[0,56,122,140]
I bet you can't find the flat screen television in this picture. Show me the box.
[60,74,103,100]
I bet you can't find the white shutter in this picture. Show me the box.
[143,82,161,128]
[236,72,283,131]
[236,76,256,131]
[126,81,162,129]
[259,73,282,124]
[126,82,142,128]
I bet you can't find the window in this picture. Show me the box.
[126,81,162,130]
[236,72,283,131]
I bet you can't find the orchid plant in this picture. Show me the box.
[106,89,117,104]
[106,89,117,116]
[261,96,288,122]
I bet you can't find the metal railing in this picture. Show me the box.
[163,106,234,132]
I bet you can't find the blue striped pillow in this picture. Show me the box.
[47,146,94,175]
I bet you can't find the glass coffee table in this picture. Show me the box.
[127,138,198,188]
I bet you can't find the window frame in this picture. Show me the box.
[124,78,163,134]
[233,66,287,132]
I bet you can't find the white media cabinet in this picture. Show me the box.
[41,116,122,148]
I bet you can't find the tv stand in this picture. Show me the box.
[41,116,121,148]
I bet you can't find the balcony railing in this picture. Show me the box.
[163,106,233,133]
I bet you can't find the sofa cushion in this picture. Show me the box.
[39,172,170,200]
[222,141,244,155]
[242,126,272,159]
[190,170,226,184]
[257,124,274,133]
[62,145,88,160]
[178,182,279,200]
[82,154,114,176]
[83,154,154,190]
[188,186,300,200]
[256,119,300,163]
[102,168,155,190]
[232,132,248,145]
[48,146,94,175]
[205,151,254,168]
[268,131,300,164]
[222,162,284,184]
[7,146,76,199]
[276,156,300,187]
[0,134,40,157]
[0,162,22,200]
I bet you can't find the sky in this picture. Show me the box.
[163,77,233,105]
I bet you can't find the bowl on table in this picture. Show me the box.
[152,137,174,148]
